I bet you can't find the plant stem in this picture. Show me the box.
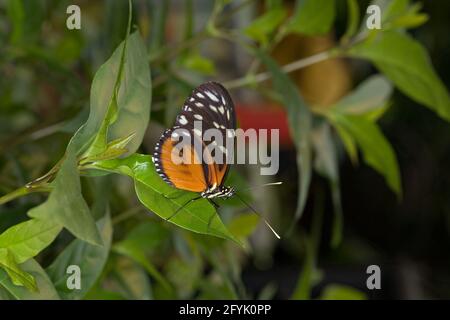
[223,49,339,89]
[0,185,51,206]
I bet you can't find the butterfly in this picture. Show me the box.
[152,82,280,239]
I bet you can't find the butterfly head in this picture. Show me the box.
[201,185,235,199]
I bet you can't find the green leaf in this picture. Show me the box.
[93,154,240,244]
[112,256,153,300]
[227,213,259,239]
[244,8,287,46]
[114,236,171,293]
[331,75,392,115]
[46,212,112,300]
[342,0,360,43]
[311,123,342,247]
[319,284,367,300]
[28,152,102,245]
[255,49,312,222]
[348,31,450,121]
[0,259,60,300]
[83,31,151,157]
[0,218,62,264]
[181,52,216,75]
[328,113,401,196]
[0,249,36,291]
[287,0,336,35]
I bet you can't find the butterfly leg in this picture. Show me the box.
[166,196,202,221]
[206,199,220,232]
[207,199,220,209]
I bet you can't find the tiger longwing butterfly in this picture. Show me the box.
[152,82,280,239]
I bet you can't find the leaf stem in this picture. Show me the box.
[223,49,340,89]
[0,185,51,206]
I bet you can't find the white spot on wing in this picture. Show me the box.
[196,92,205,98]
[195,102,204,107]
[193,128,202,136]
[218,105,225,114]
[194,114,203,120]
[179,115,188,125]
[209,105,218,113]
[205,90,219,102]
[213,121,220,129]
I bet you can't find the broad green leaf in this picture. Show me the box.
[28,152,102,245]
[348,31,450,121]
[0,218,61,264]
[255,49,312,222]
[93,154,240,244]
[84,31,151,157]
[46,212,112,300]
[0,259,60,300]
[328,113,401,196]
[244,8,287,46]
[331,75,392,115]
[319,284,367,300]
[287,0,335,35]
[6,0,44,45]
[0,248,36,291]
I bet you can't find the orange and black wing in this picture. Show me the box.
[153,82,236,191]
[153,128,208,193]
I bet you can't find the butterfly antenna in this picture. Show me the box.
[234,193,281,239]
[238,181,283,192]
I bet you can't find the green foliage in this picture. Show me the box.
[93,154,239,244]
[0,0,448,300]
[319,284,367,300]
[244,7,287,46]
[349,31,450,121]
[28,153,101,245]
[286,0,336,35]
[46,213,112,300]
[255,49,312,223]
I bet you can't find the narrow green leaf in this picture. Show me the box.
[0,259,60,300]
[342,0,360,42]
[311,123,342,247]
[0,218,62,264]
[287,0,336,35]
[331,75,392,115]
[46,212,112,300]
[28,152,102,245]
[227,213,259,239]
[328,113,402,196]
[348,31,450,121]
[255,49,312,222]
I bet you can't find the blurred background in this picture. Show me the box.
[0,0,449,299]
